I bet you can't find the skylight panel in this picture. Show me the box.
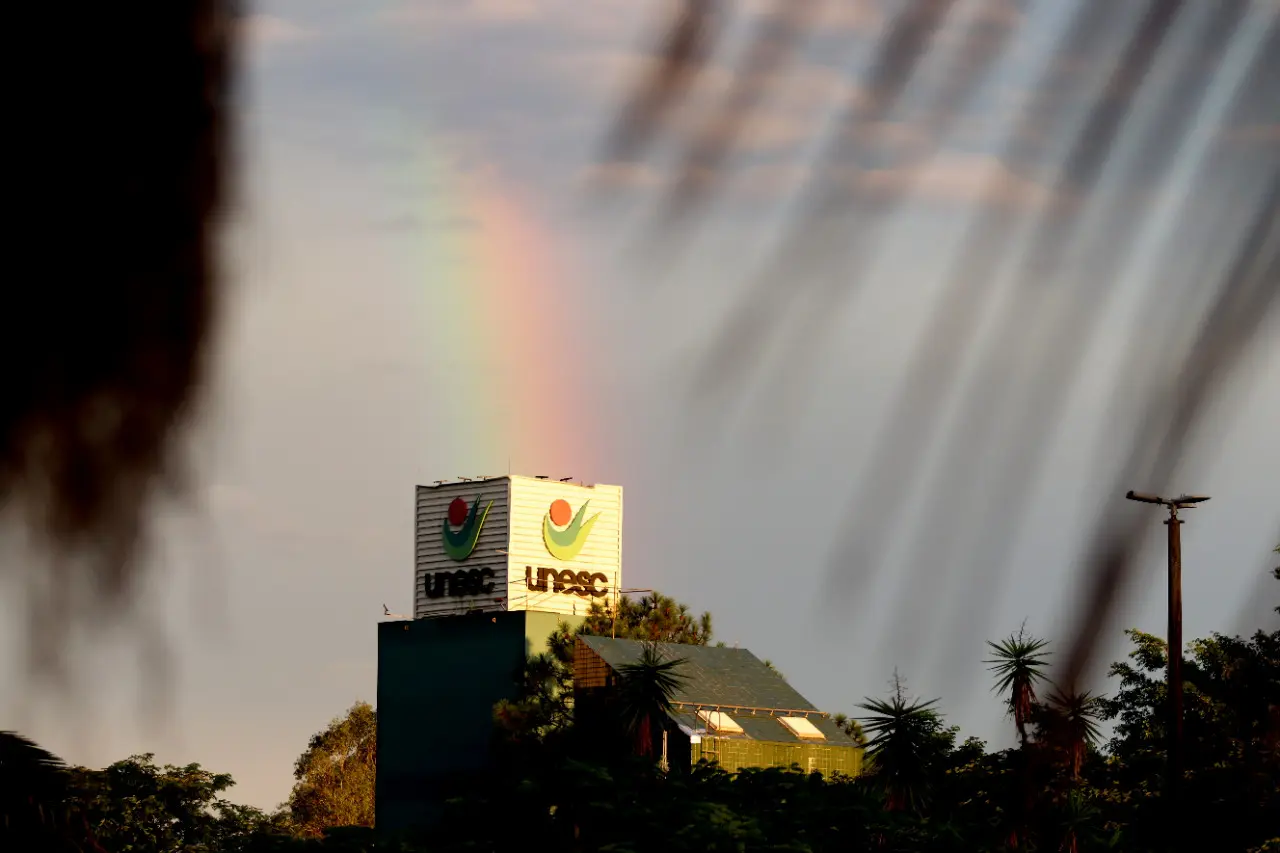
[779,716,826,739]
[697,709,744,733]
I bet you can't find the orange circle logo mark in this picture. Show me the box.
[548,498,572,527]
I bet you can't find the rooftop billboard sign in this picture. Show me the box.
[414,476,623,620]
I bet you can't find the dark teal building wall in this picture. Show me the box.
[375,610,572,832]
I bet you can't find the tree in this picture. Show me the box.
[579,593,713,645]
[615,643,689,761]
[0,731,100,853]
[831,713,869,748]
[855,673,952,813]
[284,701,376,837]
[34,551,1277,853]
[1053,789,1106,853]
[69,753,271,853]
[1273,543,1279,615]
[984,626,1052,747]
[1098,612,1280,853]
[495,621,578,750]
[1035,688,1104,780]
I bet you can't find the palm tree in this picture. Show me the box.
[856,674,946,812]
[615,643,688,761]
[986,629,1051,851]
[985,626,1052,746]
[1039,689,1105,780]
[831,713,869,748]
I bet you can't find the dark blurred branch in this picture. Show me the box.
[6,0,236,688]
[599,0,722,171]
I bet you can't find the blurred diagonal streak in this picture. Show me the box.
[821,0,1132,604]
[600,0,1280,690]
[722,0,1032,448]
[600,0,722,171]
[868,0,1196,681]
[652,0,963,409]
[656,0,823,227]
[928,3,1266,681]
[1061,168,1279,691]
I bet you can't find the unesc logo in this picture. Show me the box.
[442,496,492,561]
[542,498,599,561]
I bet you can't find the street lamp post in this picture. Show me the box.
[1125,490,1210,815]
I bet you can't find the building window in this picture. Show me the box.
[697,710,744,733]
[779,716,826,740]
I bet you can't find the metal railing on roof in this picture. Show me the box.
[673,701,829,719]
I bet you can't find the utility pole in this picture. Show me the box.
[1166,504,1183,795]
[1125,490,1210,821]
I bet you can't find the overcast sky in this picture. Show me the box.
[2,0,1277,810]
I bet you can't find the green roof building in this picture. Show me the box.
[574,636,863,776]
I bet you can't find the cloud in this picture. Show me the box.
[848,119,932,155]
[428,0,540,24]
[355,0,1034,216]
[585,149,1054,210]
[1218,124,1280,148]
[962,0,1027,29]
[733,162,814,198]
[552,50,860,155]
[379,0,637,37]
[238,14,313,49]
[737,0,887,33]
[580,161,664,190]
[581,158,816,203]
[384,0,886,38]
[554,49,853,102]
[468,0,541,22]
[855,152,1054,211]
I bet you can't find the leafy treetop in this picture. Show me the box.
[284,700,376,837]
[578,592,713,645]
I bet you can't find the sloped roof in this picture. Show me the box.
[575,636,858,746]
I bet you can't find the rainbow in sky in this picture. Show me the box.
[405,141,610,482]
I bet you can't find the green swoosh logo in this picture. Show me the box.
[542,500,599,561]
[442,497,492,561]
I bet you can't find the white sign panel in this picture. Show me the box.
[414,476,622,620]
